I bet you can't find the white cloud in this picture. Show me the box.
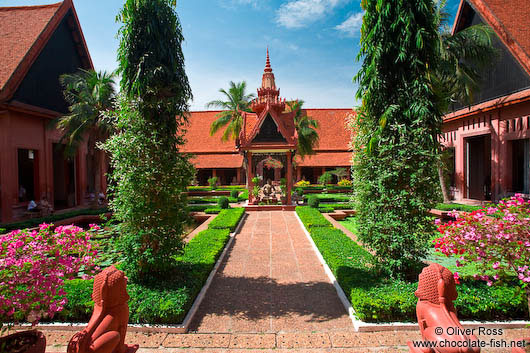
[220,0,266,9]
[276,0,342,29]
[335,12,363,37]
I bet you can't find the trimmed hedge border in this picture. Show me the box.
[208,208,245,232]
[295,206,528,323]
[57,208,245,325]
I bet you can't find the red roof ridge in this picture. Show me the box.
[0,0,93,102]
[0,2,62,11]
[463,0,530,75]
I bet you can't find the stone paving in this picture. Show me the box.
[42,328,530,352]
[189,210,352,333]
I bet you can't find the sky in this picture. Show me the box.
[1,0,461,110]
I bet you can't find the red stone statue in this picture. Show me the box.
[408,263,480,353]
[67,265,138,353]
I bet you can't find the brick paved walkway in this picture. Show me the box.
[189,210,353,333]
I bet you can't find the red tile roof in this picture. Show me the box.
[305,109,354,151]
[190,154,243,169]
[459,0,530,75]
[296,151,352,167]
[0,0,92,102]
[182,111,239,153]
[184,109,353,168]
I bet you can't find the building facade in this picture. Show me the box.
[183,52,354,187]
[0,0,104,223]
[441,0,530,202]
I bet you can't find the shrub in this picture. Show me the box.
[318,172,333,186]
[308,195,320,208]
[295,207,331,228]
[208,208,245,232]
[187,204,210,212]
[230,190,239,198]
[337,179,352,187]
[217,196,229,209]
[434,203,482,212]
[435,195,530,314]
[0,224,98,326]
[238,189,249,201]
[207,176,218,190]
[295,188,304,196]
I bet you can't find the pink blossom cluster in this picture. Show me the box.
[434,195,530,286]
[0,223,99,326]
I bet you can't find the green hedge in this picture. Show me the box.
[318,207,335,213]
[0,208,109,231]
[58,227,232,324]
[296,206,529,322]
[188,197,237,204]
[295,207,332,229]
[208,208,245,232]
[238,189,249,201]
[187,185,245,192]
[320,203,352,210]
[434,203,482,212]
[304,193,350,202]
[204,208,222,214]
[187,204,210,212]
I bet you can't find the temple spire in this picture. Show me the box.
[265,47,272,73]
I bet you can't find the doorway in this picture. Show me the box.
[53,144,76,209]
[465,135,491,200]
[18,149,38,202]
[511,139,529,194]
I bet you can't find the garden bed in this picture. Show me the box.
[296,207,528,323]
[53,208,246,328]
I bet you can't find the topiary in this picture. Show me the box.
[230,190,239,198]
[217,196,229,209]
[308,195,319,208]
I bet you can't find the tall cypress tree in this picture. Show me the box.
[104,0,194,282]
[352,0,442,277]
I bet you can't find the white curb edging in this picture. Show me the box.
[294,211,362,331]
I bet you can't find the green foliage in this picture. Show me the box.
[217,196,229,209]
[204,208,222,214]
[286,100,319,159]
[230,190,239,198]
[320,203,352,210]
[297,209,527,322]
[308,195,320,208]
[0,208,109,232]
[60,227,232,324]
[238,189,249,201]
[207,177,218,190]
[434,203,482,212]
[318,207,334,213]
[295,207,331,228]
[304,193,350,202]
[206,81,255,141]
[105,0,194,282]
[208,208,245,232]
[352,0,442,277]
[318,172,333,186]
[187,204,210,212]
[295,188,303,196]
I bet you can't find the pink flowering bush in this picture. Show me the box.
[0,223,99,327]
[434,195,530,314]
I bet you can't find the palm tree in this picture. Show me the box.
[431,0,497,202]
[206,81,255,141]
[286,100,319,159]
[52,69,116,197]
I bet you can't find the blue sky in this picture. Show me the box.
[1,0,461,109]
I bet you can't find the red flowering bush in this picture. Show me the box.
[0,223,99,327]
[434,195,530,292]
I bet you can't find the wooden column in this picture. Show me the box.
[236,167,241,184]
[287,151,292,204]
[247,152,253,203]
[296,167,302,182]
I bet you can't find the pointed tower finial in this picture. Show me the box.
[265,47,272,73]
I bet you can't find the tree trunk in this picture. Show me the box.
[438,163,450,203]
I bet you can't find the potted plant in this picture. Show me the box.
[279,178,287,204]
[0,224,99,353]
[252,185,260,205]
[207,176,218,191]
[318,172,333,190]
